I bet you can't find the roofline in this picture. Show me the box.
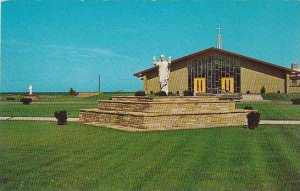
[133,47,293,77]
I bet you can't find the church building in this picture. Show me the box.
[134,47,300,95]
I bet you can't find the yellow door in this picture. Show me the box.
[194,78,206,93]
[221,78,234,93]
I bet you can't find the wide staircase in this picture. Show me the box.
[79,96,249,131]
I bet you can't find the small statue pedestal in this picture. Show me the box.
[23,94,38,101]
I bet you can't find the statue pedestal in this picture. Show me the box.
[23,95,38,101]
[79,96,250,131]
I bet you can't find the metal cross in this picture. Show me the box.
[216,26,222,34]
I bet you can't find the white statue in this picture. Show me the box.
[28,84,33,95]
[153,55,171,94]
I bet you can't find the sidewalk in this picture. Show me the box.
[1,117,299,125]
[0,116,79,122]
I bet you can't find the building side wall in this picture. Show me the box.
[144,70,160,94]
[169,63,188,94]
[240,64,286,94]
[144,63,188,94]
[289,86,300,93]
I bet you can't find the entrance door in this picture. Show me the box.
[221,77,234,93]
[194,78,206,93]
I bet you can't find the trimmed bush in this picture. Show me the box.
[183,90,194,96]
[155,91,167,96]
[54,110,68,125]
[260,86,266,94]
[20,98,32,105]
[246,90,251,94]
[291,98,300,105]
[68,88,78,96]
[6,97,16,101]
[168,92,174,96]
[277,90,280,94]
[135,91,146,96]
[247,111,260,130]
[244,106,253,110]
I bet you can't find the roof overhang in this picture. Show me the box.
[133,47,293,77]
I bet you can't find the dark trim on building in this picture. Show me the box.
[133,47,293,77]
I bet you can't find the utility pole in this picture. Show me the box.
[98,74,101,95]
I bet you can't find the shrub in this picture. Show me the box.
[135,91,146,96]
[20,98,32,105]
[68,88,78,96]
[176,91,179,96]
[291,98,300,105]
[150,91,153,94]
[183,90,194,96]
[277,90,280,94]
[168,92,174,96]
[246,90,251,94]
[247,111,260,130]
[244,106,253,110]
[54,110,68,125]
[155,91,167,96]
[6,97,16,101]
[260,86,266,94]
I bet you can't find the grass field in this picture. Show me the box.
[0,103,97,118]
[1,92,299,120]
[1,102,299,120]
[236,103,300,120]
[261,93,300,101]
[0,92,134,102]
[0,92,133,118]
[0,121,299,190]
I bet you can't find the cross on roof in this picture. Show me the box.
[216,26,222,34]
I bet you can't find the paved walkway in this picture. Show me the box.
[0,117,300,125]
[0,117,79,122]
[259,120,300,125]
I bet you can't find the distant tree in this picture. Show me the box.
[69,88,78,96]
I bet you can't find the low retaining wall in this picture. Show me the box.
[79,109,247,130]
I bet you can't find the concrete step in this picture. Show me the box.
[111,96,220,102]
[241,94,264,102]
[79,109,248,130]
[97,100,235,113]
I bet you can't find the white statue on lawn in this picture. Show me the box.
[28,84,33,95]
[153,55,171,94]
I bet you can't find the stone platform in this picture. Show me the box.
[79,96,249,131]
[23,95,38,101]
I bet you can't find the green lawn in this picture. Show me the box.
[236,103,300,120]
[0,121,299,190]
[261,93,300,101]
[0,92,134,102]
[0,103,97,118]
[0,92,135,117]
[1,102,299,120]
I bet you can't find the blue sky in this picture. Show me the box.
[1,0,300,92]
